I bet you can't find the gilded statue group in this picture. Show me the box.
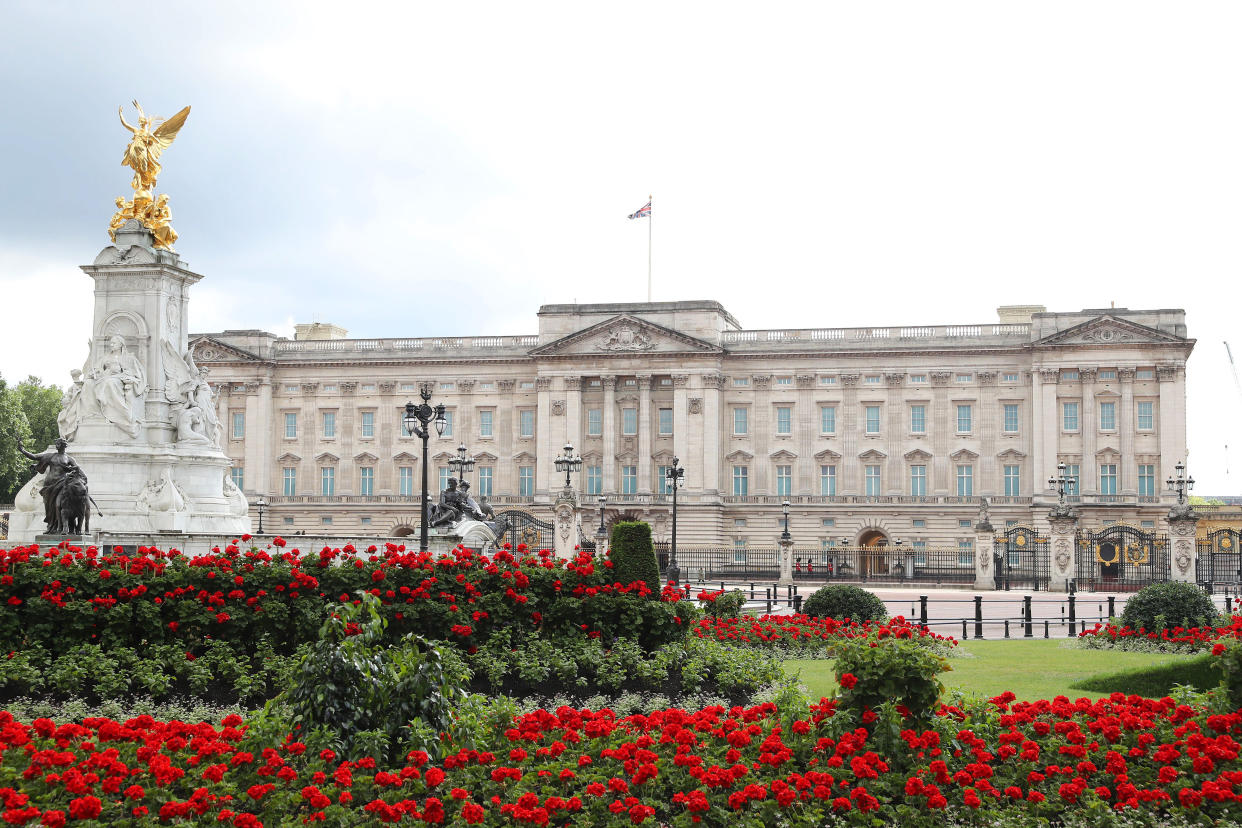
[110,101,190,251]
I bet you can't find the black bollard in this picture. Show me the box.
[1068,595,1076,633]
[1005,619,1010,639]
[794,594,803,613]
[1044,619,1049,639]
[1024,595,1033,638]
[974,596,984,639]
[920,595,929,627]
[1108,595,1115,620]
[962,618,968,640]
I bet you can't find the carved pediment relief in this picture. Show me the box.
[651,450,675,462]
[473,451,499,462]
[354,452,379,464]
[581,451,603,463]
[813,448,842,462]
[189,336,265,364]
[512,451,537,463]
[277,452,302,463]
[725,449,754,462]
[1035,315,1185,347]
[528,314,722,358]
[315,452,340,464]
[858,449,887,460]
[904,449,932,461]
[391,452,418,463]
[432,451,456,462]
[997,448,1027,460]
[950,448,979,461]
[1096,445,1121,458]
[769,449,798,461]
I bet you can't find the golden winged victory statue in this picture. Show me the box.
[111,101,190,250]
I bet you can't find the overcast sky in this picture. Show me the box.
[1,1,1239,493]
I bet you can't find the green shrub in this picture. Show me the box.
[610,521,660,593]
[1215,640,1242,710]
[704,589,747,619]
[1119,581,1218,632]
[802,584,888,622]
[833,636,949,728]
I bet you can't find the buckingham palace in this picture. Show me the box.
[189,300,1193,549]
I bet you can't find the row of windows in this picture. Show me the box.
[264,465,537,497]
[1063,401,1155,431]
[260,409,541,440]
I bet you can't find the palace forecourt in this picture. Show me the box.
[191,300,1193,568]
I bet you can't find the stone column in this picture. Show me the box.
[637,375,653,493]
[1031,370,1046,495]
[751,374,772,493]
[1047,507,1078,592]
[778,533,795,586]
[602,376,617,493]
[552,487,579,559]
[701,373,724,495]
[973,517,995,591]
[1080,368,1097,494]
[1157,366,1186,476]
[930,372,952,493]
[1039,369,1060,495]
[1167,505,1200,584]
[535,377,553,497]
[884,373,905,494]
[977,372,998,495]
[796,374,816,494]
[565,377,582,495]
[840,374,860,493]
[1118,368,1136,494]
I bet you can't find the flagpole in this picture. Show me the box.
[647,194,652,302]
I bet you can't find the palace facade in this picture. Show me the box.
[190,301,1193,548]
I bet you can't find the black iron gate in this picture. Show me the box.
[495,509,555,552]
[1198,529,1242,590]
[993,526,1051,590]
[1076,524,1169,592]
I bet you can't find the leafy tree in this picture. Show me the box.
[12,376,62,452]
[0,379,33,504]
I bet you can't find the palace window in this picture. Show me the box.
[1099,401,1116,430]
[479,410,493,438]
[956,465,973,497]
[776,465,792,496]
[284,412,297,438]
[1138,464,1155,496]
[658,408,673,435]
[478,466,493,497]
[586,408,602,436]
[586,465,602,495]
[658,465,673,495]
[733,407,748,435]
[283,467,296,496]
[864,465,881,496]
[1064,464,1080,495]
[776,406,792,435]
[909,374,927,383]
[1137,401,1154,430]
[519,409,535,438]
[910,405,926,434]
[1002,372,1020,382]
[621,465,637,494]
[1003,404,1019,433]
[398,466,413,496]
[865,406,881,434]
[820,405,836,434]
[1136,369,1154,379]
[622,408,638,435]
[820,376,836,385]
[958,539,974,566]
[956,404,972,433]
[865,375,881,385]
[910,465,926,496]
[321,467,335,496]
[360,411,374,438]
[1063,402,1079,431]
[230,467,244,491]
[1099,370,1116,380]
[359,467,374,496]
[439,467,451,491]
[1100,464,1118,495]
[956,374,973,383]
[231,412,245,440]
[519,465,535,497]
[776,376,793,385]
[820,465,836,496]
[322,412,335,438]
[733,466,749,495]
[733,377,749,387]
[1004,465,1020,496]
[1062,370,1079,381]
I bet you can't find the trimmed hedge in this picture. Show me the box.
[802,584,888,622]
[610,521,660,594]
[1120,581,1219,632]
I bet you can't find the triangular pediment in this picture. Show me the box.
[1096,445,1121,457]
[904,449,932,461]
[315,451,340,463]
[950,448,979,461]
[512,451,537,463]
[769,449,798,461]
[472,451,499,462]
[581,450,603,463]
[277,452,302,463]
[432,451,455,462]
[354,451,379,464]
[725,449,754,462]
[189,336,266,363]
[1034,315,1185,348]
[814,448,842,462]
[528,314,723,358]
[391,451,418,463]
[997,448,1027,460]
[858,449,887,460]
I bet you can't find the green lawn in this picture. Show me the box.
[785,640,1213,702]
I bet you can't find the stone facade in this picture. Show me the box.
[190,301,1193,546]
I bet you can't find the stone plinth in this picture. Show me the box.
[974,522,995,590]
[552,489,579,559]
[1047,508,1078,592]
[1168,507,1200,584]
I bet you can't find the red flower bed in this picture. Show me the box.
[2,691,1242,824]
[1079,616,1242,652]
[0,541,693,658]
[693,613,957,650]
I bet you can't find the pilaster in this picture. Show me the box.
[637,375,653,493]
[796,374,815,494]
[839,374,860,493]
[701,373,724,495]
[602,376,617,492]
[1080,368,1097,494]
[1119,368,1136,494]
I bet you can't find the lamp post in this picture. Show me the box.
[665,457,685,584]
[1049,461,1073,507]
[780,499,791,542]
[1167,460,1195,505]
[596,495,607,542]
[255,496,267,535]
[403,383,447,554]
[449,442,475,485]
[554,443,582,491]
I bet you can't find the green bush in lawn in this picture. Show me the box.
[610,521,660,593]
[704,589,747,619]
[833,636,949,728]
[1119,581,1219,632]
[802,584,888,622]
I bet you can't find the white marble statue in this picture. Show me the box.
[88,335,146,437]
[136,468,187,513]
[223,471,248,517]
[172,403,214,445]
[57,370,88,440]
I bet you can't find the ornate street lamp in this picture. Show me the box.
[780,499,791,542]
[1167,460,1195,505]
[596,494,607,542]
[665,457,686,584]
[255,496,267,535]
[1049,461,1073,507]
[554,443,582,491]
[449,442,475,484]
[403,383,447,554]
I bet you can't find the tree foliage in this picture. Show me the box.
[0,374,61,505]
[609,521,660,593]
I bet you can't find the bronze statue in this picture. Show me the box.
[16,438,91,534]
[428,478,464,528]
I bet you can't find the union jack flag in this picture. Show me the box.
[628,200,651,220]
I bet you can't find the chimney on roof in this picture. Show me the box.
[996,305,1046,325]
[294,322,349,341]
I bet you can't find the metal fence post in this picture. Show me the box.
[794,594,803,614]
[961,618,968,640]
[974,595,984,639]
[1044,619,1049,639]
[1068,595,1076,634]
[1024,595,1033,638]
[919,595,928,627]
[1004,619,1010,638]
[1107,596,1115,619]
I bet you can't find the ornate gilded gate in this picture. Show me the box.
[1075,524,1169,592]
[495,509,556,552]
[1197,529,1242,589]
[993,526,1051,590]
